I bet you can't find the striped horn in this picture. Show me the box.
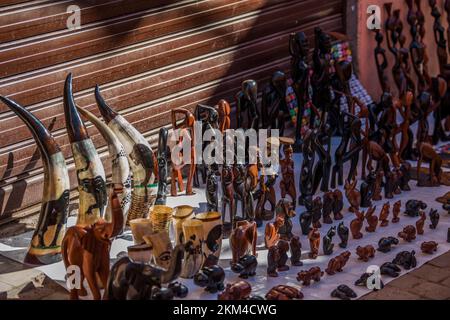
[0,96,70,265]
[95,85,156,222]
[77,106,131,232]
[63,73,107,226]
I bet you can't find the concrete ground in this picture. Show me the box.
[0,255,68,300]
[361,250,450,300]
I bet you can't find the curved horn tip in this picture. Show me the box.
[94,85,117,123]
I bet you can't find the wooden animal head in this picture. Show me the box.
[365,206,377,218]
[355,210,365,221]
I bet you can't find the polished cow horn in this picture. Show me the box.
[0,96,70,265]
[95,85,156,222]
[77,106,131,230]
[64,73,107,226]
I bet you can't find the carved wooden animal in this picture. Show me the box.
[379,202,390,227]
[218,281,251,300]
[265,285,303,300]
[398,225,416,242]
[325,251,351,275]
[345,179,361,213]
[350,210,365,239]
[337,222,349,248]
[308,228,321,259]
[429,208,440,229]
[322,191,334,224]
[372,170,384,201]
[365,206,378,232]
[296,267,324,286]
[416,210,426,235]
[62,192,123,300]
[420,241,438,254]
[392,200,401,223]
[356,245,375,262]
[417,142,442,186]
[332,189,344,220]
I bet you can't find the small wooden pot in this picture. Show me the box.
[172,205,195,245]
[127,244,153,263]
[195,212,223,259]
[180,219,204,278]
[129,218,153,244]
[143,231,173,269]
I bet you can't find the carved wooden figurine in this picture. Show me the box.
[229,221,257,265]
[345,179,361,213]
[62,192,123,300]
[429,208,440,229]
[365,206,378,233]
[218,281,252,300]
[235,80,259,130]
[350,210,365,239]
[290,236,303,266]
[322,191,334,224]
[332,189,344,220]
[392,200,401,223]
[155,127,169,205]
[221,164,235,227]
[206,164,219,212]
[356,245,376,262]
[280,144,297,208]
[379,202,390,227]
[299,210,313,236]
[405,199,427,217]
[416,210,426,235]
[337,222,349,248]
[377,236,399,253]
[325,251,351,275]
[289,31,311,150]
[421,241,438,254]
[308,228,321,259]
[265,285,303,300]
[276,198,296,240]
[372,170,384,201]
[311,196,323,228]
[417,142,442,186]
[296,267,323,286]
[398,225,417,242]
[216,99,231,133]
[171,108,196,196]
[194,265,225,293]
[262,71,289,135]
[264,216,284,249]
[360,171,376,208]
[323,226,336,255]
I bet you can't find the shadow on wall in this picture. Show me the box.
[0,118,56,219]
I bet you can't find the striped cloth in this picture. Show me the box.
[285,77,298,124]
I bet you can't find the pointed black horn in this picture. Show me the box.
[63,73,89,142]
[0,96,60,157]
[95,85,118,124]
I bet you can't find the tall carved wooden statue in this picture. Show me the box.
[235,80,259,130]
[289,32,312,151]
[430,0,448,74]
[171,108,196,196]
[155,127,169,205]
[261,71,289,136]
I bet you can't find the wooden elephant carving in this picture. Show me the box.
[62,192,123,300]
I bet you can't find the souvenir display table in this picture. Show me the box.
[0,139,448,300]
